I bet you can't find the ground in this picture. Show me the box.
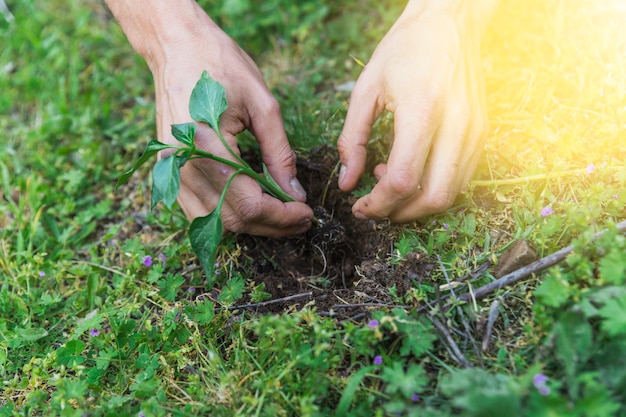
[1,0,625,415]
[235,145,435,316]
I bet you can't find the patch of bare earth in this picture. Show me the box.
[235,145,434,318]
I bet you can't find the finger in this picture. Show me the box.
[351,102,439,220]
[389,100,486,222]
[337,73,382,191]
[248,94,307,202]
[221,193,313,238]
[179,176,312,238]
[182,152,314,237]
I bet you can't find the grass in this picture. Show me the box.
[1,0,625,416]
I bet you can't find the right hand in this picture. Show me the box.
[149,13,313,237]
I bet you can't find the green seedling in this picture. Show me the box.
[117,71,297,280]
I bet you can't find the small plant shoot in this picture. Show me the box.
[117,71,296,280]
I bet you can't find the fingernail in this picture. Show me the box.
[290,177,306,200]
[297,218,312,234]
[354,210,369,220]
[338,165,347,185]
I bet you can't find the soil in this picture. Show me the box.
[234,145,435,318]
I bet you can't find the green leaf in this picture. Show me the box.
[56,340,86,367]
[193,299,216,325]
[441,369,522,416]
[554,311,593,397]
[218,274,245,303]
[116,140,171,189]
[189,211,222,280]
[189,70,228,130]
[381,362,428,398]
[14,326,48,343]
[158,273,185,302]
[598,294,626,337]
[189,169,241,281]
[151,154,180,210]
[171,122,196,147]
[599,247,626,285]
[57,378,88,400]
[534,272,571,308]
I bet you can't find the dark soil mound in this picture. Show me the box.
[236,145,434,318]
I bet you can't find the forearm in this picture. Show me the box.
[103,0,218,70]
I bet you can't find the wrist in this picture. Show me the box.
[105,0,219,71]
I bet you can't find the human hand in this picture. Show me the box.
[107,1,313,237]
[337,1,495,222]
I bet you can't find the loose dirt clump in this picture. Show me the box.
[236,145,435,318]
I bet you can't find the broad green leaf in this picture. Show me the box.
[116,140,171,189]
[189,70,228,130]
[189,169,241,281]
[171,122,196,147]
[66,339,86,354]
[151,154,180,210]
[189,210,222,280]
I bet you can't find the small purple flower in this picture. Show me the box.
[142,255,153,267]
[138,412,146,417]
[373,355,383,365]
[613,194,619,199]
[89,329,100,337]
[586,163,595,174]
[532,373,547,387]
[532,373,550,396]
[368,319,379,328]
[158,252,166,266]
[541,206,554,217]
[410,393,420,402]
[38,271,46,278]
[188,287,196,293]
[443,223,449,229]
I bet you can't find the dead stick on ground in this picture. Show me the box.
[458,219,626,303]
[226,291,313,311]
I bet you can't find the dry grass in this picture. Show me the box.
[482,0,626,180]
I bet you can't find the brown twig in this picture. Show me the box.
[458,219,626,303]
[331,303,410,309]
[429,316,473,368]
[226,291,313,311]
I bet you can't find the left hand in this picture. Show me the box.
[337,1,491,222]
